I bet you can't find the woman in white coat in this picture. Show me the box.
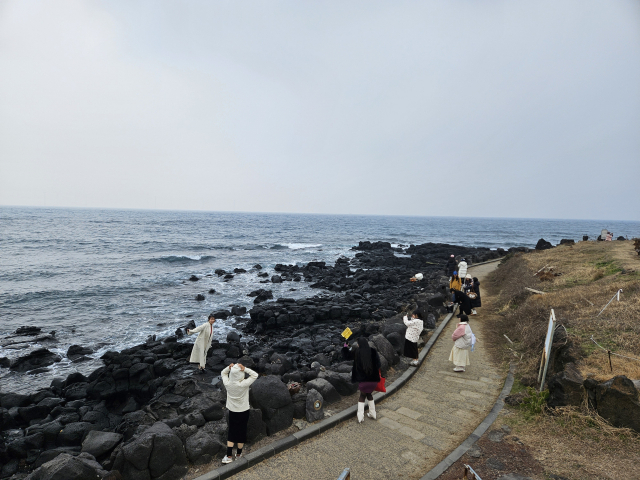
[187,314,216,371]
[449,315,473,372]
[403,310,423,366]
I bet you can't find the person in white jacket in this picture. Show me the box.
[187,314,216,371]
[403,310,424,367]
[220,363,259,463]
[457,258,468,280]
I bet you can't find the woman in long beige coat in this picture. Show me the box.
[187,314,216,370]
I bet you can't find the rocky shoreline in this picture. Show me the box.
[0,241,525,480]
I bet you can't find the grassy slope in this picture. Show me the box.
[483,240,640,480]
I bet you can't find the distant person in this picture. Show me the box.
[449,271,462,300]
[457,258,468,279]
[187,314,216,371]
[606,232,613,241]
[220,363,259,463]
[351,337,381,423]
[470,276,481,315]
[445,254,457,279]
[403,310,424,366]
[451,288,472,317]
[449,314,473,372]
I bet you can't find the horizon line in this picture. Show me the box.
[1,204,639,224]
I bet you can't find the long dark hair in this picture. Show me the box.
[355,337,373,375]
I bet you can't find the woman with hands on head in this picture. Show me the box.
[187,314,216,371]
[220,362,258,464]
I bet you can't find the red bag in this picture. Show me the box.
[375,370,386,393]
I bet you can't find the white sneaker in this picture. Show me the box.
[471,309,477,315]
[221,455,233,464]
[235,453,243,459]
[410,360,419,366]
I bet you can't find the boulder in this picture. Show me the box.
[24,452,107,480]
[10,348,62,372]
[178,393,224,421]
[271,275,283,283]
[81,430,123,458]
[318,371,358,396]
[118,422,188,480]
[305,389,324,422]
[66,345,93,359]
[596,375,640,432]
[370,334,399,366]
[306,378,341,404]
[185,430,222,465]
[0,392,31,409]
[547,363,584,407]
[246,408,267,443]
[385,332,404,355]
[535,238,553,250]
[57,422,97,447]
[249,376,293,435]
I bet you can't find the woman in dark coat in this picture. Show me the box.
[451,288,472,316]
[470,277,481,314]
[351,337,381,423]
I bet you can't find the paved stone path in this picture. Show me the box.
[233,262,503,480]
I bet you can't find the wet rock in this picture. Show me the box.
[189,275,199,281]
[226,331,241,343]
[15,326,42,336]
[271,275,283,283]
[66,345,93,359]
[178,393,224,422]
[10,348,62,373]
[305,389,324,422]
[81,430,123,458]
[195,294,205,301]
[208,289,216,294]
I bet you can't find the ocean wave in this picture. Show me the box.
[153,255,216,263]
[270,243,323,250]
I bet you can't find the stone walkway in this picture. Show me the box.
[232,262,503,480]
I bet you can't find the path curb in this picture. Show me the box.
[419,363,516,480]
[193,310,457,480]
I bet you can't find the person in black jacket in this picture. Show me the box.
[451,288,472,317]
[470,277,481,315]
[351,337,381,423]
[445,254,457,279]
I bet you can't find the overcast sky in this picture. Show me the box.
[1,1,638,220]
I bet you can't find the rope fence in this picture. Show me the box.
[590,335,640,372]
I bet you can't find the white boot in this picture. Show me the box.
[366,399,377,420]
[357,402,365,423]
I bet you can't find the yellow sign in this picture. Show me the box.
[341,327,353,339]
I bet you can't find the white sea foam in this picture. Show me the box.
[285,243,323,250]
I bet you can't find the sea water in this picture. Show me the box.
[1,206,638,393]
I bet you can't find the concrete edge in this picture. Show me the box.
[193,310,457,480]
[419,363,516,480]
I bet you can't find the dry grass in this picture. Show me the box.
[486,241,640,380]
[505,406,640,480]
[482,240,640,479]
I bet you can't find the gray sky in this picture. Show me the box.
[1,1,639,220]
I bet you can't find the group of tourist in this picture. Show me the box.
[184,252,480,463]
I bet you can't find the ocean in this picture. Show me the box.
[1,206,638,393]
